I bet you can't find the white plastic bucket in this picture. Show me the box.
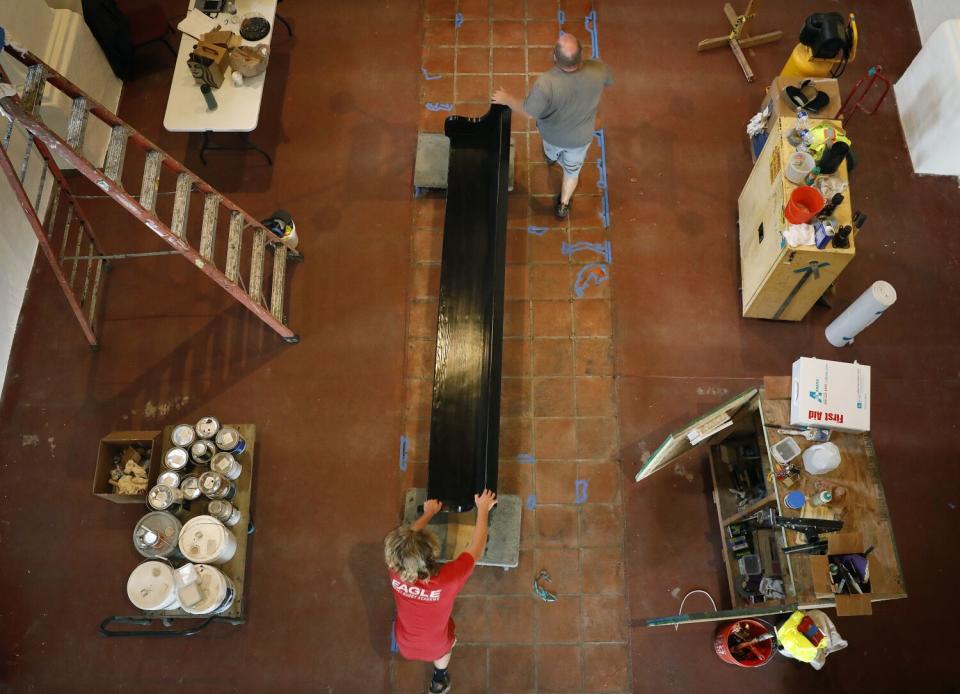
[127,560,180,611]
[178,515,237,564]
[785,151,816,184]
[802,442,842,475]
[177,564,236,615]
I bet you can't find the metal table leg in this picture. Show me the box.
[200,131,273,166]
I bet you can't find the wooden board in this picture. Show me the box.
[760,399,906,603]
[153,424,256,620]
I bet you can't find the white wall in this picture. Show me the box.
[912,0,960,44]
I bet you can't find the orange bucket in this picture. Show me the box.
[713,619,776,668]
[785,186,825,224]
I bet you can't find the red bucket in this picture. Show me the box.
[714,619,775,668]
[784,185,825,224]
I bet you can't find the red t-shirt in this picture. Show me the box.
[390,552,475,661]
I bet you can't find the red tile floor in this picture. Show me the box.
[1,1,959,692]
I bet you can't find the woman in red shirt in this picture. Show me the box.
[384,490,497,694]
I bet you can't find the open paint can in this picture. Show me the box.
[177,564,236,616]
[215,427,246,455]
[178,515,237,564]
[157,470,181,489]
[133,511,183,559]
[180,474,202,501]
[171,424,196,448]
[200,470,237,500]
[195,416,221,440]
[190,439,217,465]
[211,452,242,480]
[147,484,184,514]
[208,499,242,527]
[164,446,190,471]
[127,560,180,611]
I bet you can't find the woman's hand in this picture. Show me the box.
[474,489,498,514]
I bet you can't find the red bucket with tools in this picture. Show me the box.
[714,619,776,668]
[784,185,825,224]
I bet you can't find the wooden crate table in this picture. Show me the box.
[739,116,856,321]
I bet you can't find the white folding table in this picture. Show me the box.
[163,0,280,164]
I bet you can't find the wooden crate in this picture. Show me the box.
[739,117,856,321]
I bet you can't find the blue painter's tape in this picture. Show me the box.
[594,129,610,227]
[562,240,612,264]
[558,9,566,35]
[516,453,536,464]
[425,102,454,112]
[584,10,600,59]
[526,494,537,510]
[527,225,550,236]
[390,621,399,653]
[420,67,442,81]
[575,479,589,504]
[414,186,423,198]
[454,12,463,28]
[573,263,610,298]
[398,435,409,471]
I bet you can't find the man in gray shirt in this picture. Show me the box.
[493,33,613,219]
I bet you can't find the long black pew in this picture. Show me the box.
[427,105,512,513]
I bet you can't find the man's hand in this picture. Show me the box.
[474,489,498,514]
[423,499,443,517]
[491,87,512,107]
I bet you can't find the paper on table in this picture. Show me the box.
[177,9,219,40]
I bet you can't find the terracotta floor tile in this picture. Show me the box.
[501,338,530,377]
[574,339,613,376]
[559,0,594,16]
[581,595,627,642]
[533,301,572,337]
[575,377,615,416]
[500,377,532,417]
[410,461,429,488]
[533,338,573,377]
[405,377,433,420]
[531,265,573,300]
[536,595,581,643]
[392,656,431,693]
[488,595,535,644]
[526,0,560,19]
[407,300,437,339]
[568,195,604,228]
[458,19,492,46]
[530,162,564,195]
[406,338,436,379]
[519,506,536,551]
[576,461,621,505]
[458,0,491,19]
[488,646,534,692]
[535,461,578,503]
[414,196,446,229]
[422,45,455,73]
[533,547,581,594]
[527,46,554,74]
[493,46,526,73]
[580,547,625,594]
[537,645,583,692]
[506,228,530,264]
[491,0,524,19]
[530,195,563,227]
[503,300,531,337]
[466,550,534,596]
[494,74,528,102]
[576,417,618,459]
[492,20,527,46]
[529,229,569,263]
[447,645,489,694]
[533,377,575,417]
[404,416,431,462]
[458,74,492,102]
[424,0,456,18]
[498,416,532,458]
[566,229,611,264]
[507,195,529,228]
[498,460,534,499]
[578,504,623,548]
[535,505,578,547]
[526,20,560,46]
[512,131,531,162]
[419,107,450,133]
[457,45,491,73]
[411,263,441,300]
[534,417,576,459]
[581,644,630,691]
[422,77,455,104]
[425,17,457,45]
[454,595,491,643]
[412,229,443,264]
[504,264,529,300]
[573,299,612,337]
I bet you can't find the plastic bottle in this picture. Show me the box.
[811,490,833,507]
[201,84,218,111]
[788,109,809,146]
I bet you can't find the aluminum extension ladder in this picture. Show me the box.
[0,45,301,347]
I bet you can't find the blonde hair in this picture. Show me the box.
[384,525,440,583]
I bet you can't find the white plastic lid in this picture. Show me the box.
[178,564,228,615]
[127,561,178,611]
[802,442,842,475]
[178,515,230,563]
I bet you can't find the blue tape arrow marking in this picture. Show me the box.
[573,263,610,298]
[526,494,537,510]
[517,453,536,464]
[420,67,442,81]
[454,12,463,28]
[398,435,409,471]
[527,225,550,236]
[584,10,600,59]
[562,240,613,264]
[594,129,610,227]
[575,479,589,504]
[425,102,454,112]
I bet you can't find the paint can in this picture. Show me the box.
[195,416,221,440]
[157,470,181,489]
[127,560,180,611]
[171,424,196,448]
[214,426,246,455]
[180,474,202,501]
[210,452,242,480]
[199,470,237,501]
[177,564,236,616]
[190,439,217,465]
[208,499,242,527]
[178,515,237,564]
[133,511,183,559]
[164,446,190,471]
[147,484,184,514]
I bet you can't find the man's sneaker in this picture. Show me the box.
[555,197,571,219]
[428,673,451,694]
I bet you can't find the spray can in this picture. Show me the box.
[200,84,218,111]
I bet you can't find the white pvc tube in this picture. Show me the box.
[825,281,897,347]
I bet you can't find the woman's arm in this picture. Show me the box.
[465,490,498,560]
[411,499,442,531]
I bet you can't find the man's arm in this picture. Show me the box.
[491,87,531,118]
[465,490,498,560]
[411,499,442,531]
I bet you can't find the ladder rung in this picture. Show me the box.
[248,228,266,302]
[139,151,162,212]
[103,125,129,183]
[21,65,47,114]
[58,204,75,260]
[199,193,220,262]
[270,244,288,322]
[225,211,245,282]
[87,259,104,326]
[170,173,193,239]
[66,97,89,149]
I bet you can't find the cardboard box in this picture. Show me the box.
[762,76,842,121]
[187,41,231,88]
[790,357,870,432]
[93,431,161,504]
[808,532,873,616]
